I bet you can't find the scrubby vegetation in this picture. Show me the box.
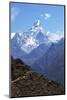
[11,57,65,97]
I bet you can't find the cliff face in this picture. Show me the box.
[10,57,65,98]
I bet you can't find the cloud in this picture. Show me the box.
[11,7,19,22]
[41,13,51,20]
[46,31,64,43]
[44,13,51,20]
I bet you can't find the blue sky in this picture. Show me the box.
[10,2,64,36]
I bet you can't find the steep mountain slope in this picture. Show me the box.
[11,33,27,58]
[32,38,64,84]
[11,57,64,97]
[23,43,50,65]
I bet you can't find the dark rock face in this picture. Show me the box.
[10,57,65,97]
[11,57,31,80]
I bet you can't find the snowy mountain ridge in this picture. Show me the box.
[11,20,63,53]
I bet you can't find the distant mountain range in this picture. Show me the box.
[10,20,64,84]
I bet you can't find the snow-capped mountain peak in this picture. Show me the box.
[11,20,64,54]
[18,32,22,36]
[11,32,16,39]
[30,20,44,36]
[47,32,64,43]
[11,20,48,53]
[33,20,41,27]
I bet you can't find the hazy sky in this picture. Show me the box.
[10,2,64,36]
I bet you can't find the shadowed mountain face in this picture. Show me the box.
[11,38,50,65]
[32,38,64,84]
[11,57,65,97]
[22,43,50,65]
[11,34,27,58]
